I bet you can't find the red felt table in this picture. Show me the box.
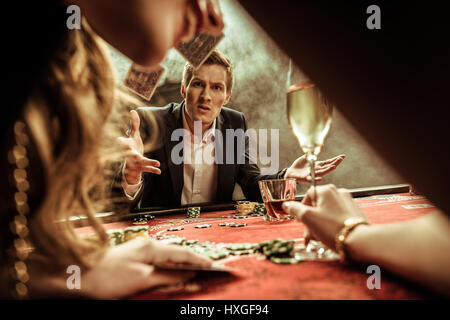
[77,193,438,299]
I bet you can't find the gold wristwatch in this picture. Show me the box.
[335,217,370,263]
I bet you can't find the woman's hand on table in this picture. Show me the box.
[282,184,369,250]
[82,238,212,299]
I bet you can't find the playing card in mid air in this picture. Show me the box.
[176,32,224,69]
[123,64,165,101]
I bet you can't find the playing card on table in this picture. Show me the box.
[402,204,435,209]
[176,32,224,69]
[123,64,165,101]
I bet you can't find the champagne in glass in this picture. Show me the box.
[287,80,338,261]
[287,82,333,201]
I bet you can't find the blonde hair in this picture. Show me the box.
[182,49,234,92]
[23,18,117,268]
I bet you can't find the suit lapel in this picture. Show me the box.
[164,103,184,204]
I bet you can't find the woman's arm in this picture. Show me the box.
[26,238,211,299]
[346,211,450,296]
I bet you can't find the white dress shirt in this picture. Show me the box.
[122,106,218,205]
[180,107,218,205]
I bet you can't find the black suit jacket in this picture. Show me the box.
[115,102,281,209]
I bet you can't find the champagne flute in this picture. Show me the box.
[286,81,333,204]
[286,61,338,260]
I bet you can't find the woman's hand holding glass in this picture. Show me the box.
[283,184,369,250]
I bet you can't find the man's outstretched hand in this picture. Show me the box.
[285,154,346,182]
[117,110,161,185]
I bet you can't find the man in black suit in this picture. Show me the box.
[116,50,344,209]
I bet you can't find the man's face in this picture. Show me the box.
[182,64,231,126]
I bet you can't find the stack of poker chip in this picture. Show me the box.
[258,239,294,256]
[156,234,186,245]
[189,245,230,260]
[132,214,155,225]
[256,239,303,264]
[123,225,149,241]
[251,203,266,217]
[186,207,201,218]
[106,229,124,246]
[227,243,258,255]
[235,201,255,216]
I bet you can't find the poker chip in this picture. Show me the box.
[235,201,256,216]
[124,225,149,233]
[253,238,303,264]
[132,217,148,225]
[236,207,251,210]
[236,206,253,209]
[154,234,270,261]
[233,215,247,219]
[188,244,229,260]
[227,244,246,250]
[167,226,184,231]
[252,204,266,216]
[227,243,257,251]
[187,206,201,218]
[228,222,247,227]
[155,234,186,243]
[270,256,302,264]
[195,224,211,229]
[234,201,267,217]
[230,249,255,255]
[158,235,186,245]
[206,250,229,260]
[123,225,149,241]
[250,213,264,217]
[198,241,214,247]
[218,223,229,226]
[257,239,295,257]
[183,240,199,245]
[106,229,124,246]
[132,214,155,225]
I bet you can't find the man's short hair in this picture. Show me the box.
[182,49,234,93]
